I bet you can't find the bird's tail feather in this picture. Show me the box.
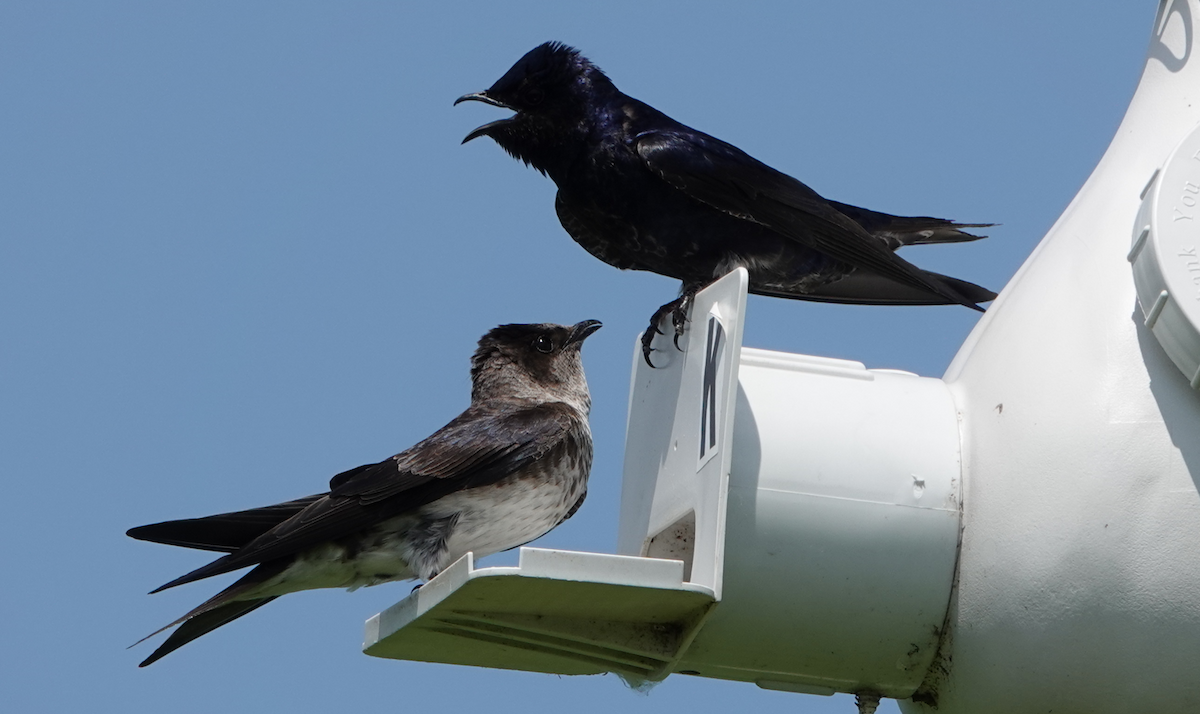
[127,495,324,554]
[829,200,993,248]
[137,597,279,667]
[132,561,288,666]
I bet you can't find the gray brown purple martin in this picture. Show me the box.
[456,42,996,366]
[127,320,601,666]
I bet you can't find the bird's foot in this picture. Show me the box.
[641,291,696,368]
[670,292,693,351]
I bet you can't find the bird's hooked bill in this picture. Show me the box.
[566,319,602,346]
[456,91,518,144]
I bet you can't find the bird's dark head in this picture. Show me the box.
[469,319,602,412]
[456,42,614,177]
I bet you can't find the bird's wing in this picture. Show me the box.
[127,495,326,553]
[149,403,578,591]
[753,269,998,306]
[327,403,575,501]
[634,130,981,308]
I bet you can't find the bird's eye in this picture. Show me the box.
[534,335,554,353]
[526,87,545,106]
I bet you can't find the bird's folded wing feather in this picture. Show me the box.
[127,495,326,553]
[151,403,577,591]
[754,270,998,306]
[329,403,574,502]
[634,130,974,305]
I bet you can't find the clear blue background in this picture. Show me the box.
[1,3,1151,712]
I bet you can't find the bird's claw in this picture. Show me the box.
[642,294,695,367]
[641,331,659,368]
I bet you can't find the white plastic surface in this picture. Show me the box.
[618,271,962,697]
[618,268,748,599]
[915,1,1200,711]
[674,348,962,697]
[364,547,715,681]
[1130,121,1200,388]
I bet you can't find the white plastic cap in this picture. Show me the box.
[1129,121,1200,389]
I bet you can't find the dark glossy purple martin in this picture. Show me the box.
[457,42,996,365]
[127,320,600,666]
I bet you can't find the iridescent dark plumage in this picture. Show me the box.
[127,319,600,666]
[457,42,995,365]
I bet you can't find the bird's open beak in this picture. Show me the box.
[455,91,518,144]
[565,319,603,347]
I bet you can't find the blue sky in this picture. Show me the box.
[1,3,1151,713]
